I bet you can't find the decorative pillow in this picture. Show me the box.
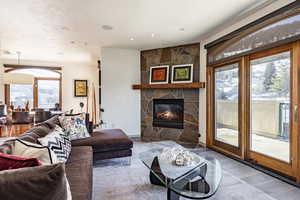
[38,125,71,163]
[0,152,42,171]
[0,163,72,200]
[59,114,90,141]
[12,139,57,165]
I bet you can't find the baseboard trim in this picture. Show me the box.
[199,141,207,148]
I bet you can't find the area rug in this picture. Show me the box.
[92,140,300,200]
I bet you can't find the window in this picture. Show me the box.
[10,84,33,108]
[5,68,61,110]
[250,51,291,163]
[10,68,60,78]
[214,63,239,147]
[208,13,300,64]
[37,79,60,109]
[206,2,300,65]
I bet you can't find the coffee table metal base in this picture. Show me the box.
[167,188,180,200]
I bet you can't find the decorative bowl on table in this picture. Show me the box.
[159,147,201,167]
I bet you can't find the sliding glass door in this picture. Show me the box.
[208,44,299,177]
[247,46,298,177]
[212,61,241,155]
[250,51,291,162]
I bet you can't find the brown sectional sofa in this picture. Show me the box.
[0,116,133,200]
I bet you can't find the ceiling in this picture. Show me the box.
[0,0,272,63]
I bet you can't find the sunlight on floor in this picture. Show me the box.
[216,128,290,162]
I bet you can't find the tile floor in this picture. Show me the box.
[93,140,300,200]
[216,128,289,162]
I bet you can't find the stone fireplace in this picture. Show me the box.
[153,99,184,129]
[140,43,200,143]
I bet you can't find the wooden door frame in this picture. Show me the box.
[207,58,244,159]
[294,41,300,184]
[207,42,300,180]
[246,43,298,178]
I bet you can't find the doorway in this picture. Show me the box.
[207,44,299,178]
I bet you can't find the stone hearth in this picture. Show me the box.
[140,43,200,143]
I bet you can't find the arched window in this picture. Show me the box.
[207,10,300,65]
[9,68,60,78]
[4,67,62,110]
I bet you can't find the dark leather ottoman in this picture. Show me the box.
[71,129,133,161]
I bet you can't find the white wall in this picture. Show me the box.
[0,59,99,120]
[198,0,295,144]
[101,48,140,136]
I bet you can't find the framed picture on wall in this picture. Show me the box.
[171,64,193,83]
[149,65,169,84]
[74,80,88,97]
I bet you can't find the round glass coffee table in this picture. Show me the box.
[139,147,222,200]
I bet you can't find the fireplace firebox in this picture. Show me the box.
[153,99,184,129]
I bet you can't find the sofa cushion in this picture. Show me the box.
[15,116,61,144]
[26,123,52,137]
[66,146,93,200]
[0,163,69,200]
[44,115,61,128]
[19,125,52,144]
[17,133,38,144]
[71,129,133,152]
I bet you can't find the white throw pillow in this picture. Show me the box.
[12,139,58,165]
[38,125,72,163]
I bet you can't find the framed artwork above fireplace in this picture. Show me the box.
[171,64,193,83]
[149,65,169,84]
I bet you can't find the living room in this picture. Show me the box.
[1,0,300,200]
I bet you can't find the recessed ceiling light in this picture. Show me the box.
[130,37,134,41]
[179,28,185,31]
[102,25,113,30]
